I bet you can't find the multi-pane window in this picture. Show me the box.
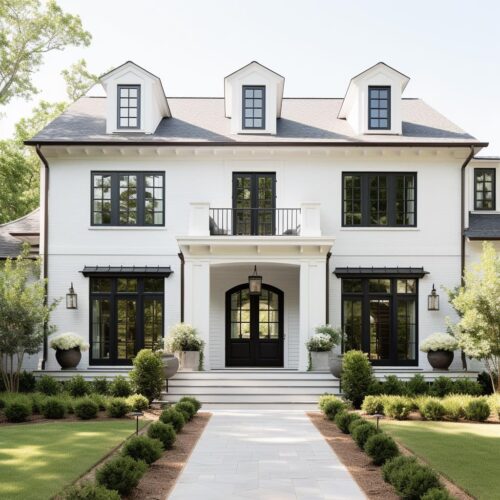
[474,168,496,210]
[118,85,140,129]
[242,86,265,129]
[92,172,164,226]
[342,172,416,227]
[342,277,417,365]
[368,86,390,130]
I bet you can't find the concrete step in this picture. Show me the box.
[164,385,338,395]
[168,378,338,387]
[170,371,335,380]
[161,393,333,404]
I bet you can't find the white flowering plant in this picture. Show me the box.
[165,323,204,352]
[50,333,89,351]
[420,332,458,353]
[306,333,335,352]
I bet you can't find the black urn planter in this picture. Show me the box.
[427,350,454,370]
[55,347,82,370]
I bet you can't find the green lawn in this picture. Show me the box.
[381,420,500,500]
[0,419,148,500]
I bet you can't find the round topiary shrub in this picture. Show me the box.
[175,401,196,421]
[361,395,385,415]
[464,398,491,422]
[5,401,32,423]
[442,397,465,421]
[129,349,164,403]
[96,455,147,496]
[122,435,163,464]
[89,394,107,411]
[421,400,445,421]
[159,407,186,432]
[384,397,412,420]
[43,397,67,419]
[364,433,399,465]
[348,418,367,435]
[323,398,346,420]
[179,396,202,413]
[106,398,131,418]
[109,376,132,398]
[351,422,379,449]
[147,421,176,449]
[390,461,440,499]
[36,375,61,395]
[421,487,454,500]
[74,399,99,420]
[334,411,361,434]
[341,350,374,408]
[126,394,149,412]
[382,455,418,484]
[92,377,110,395]
[66,375,90,398]
[63,481,120,500]
[18,371,37,393]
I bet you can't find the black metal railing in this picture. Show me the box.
[209,208,301,236]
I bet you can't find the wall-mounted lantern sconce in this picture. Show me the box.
[248,265,262,296]
[66,283,78,309]
[427,284,440,311]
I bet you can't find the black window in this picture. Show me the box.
[342,277,418,366]
[92,172,164,226]
[368,86,390,130]
[343,172,416,227]
[242,86,265,129]
[90,276,164,365]
[118,85,140,129]
[474,168,496,210]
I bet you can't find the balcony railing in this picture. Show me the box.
[209,208,301,236]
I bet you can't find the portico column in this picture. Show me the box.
[299,259,327,371]
[183,259,210,369]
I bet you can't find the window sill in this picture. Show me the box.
[88,226,166,231]
[340,227,419,231]
[470,210,498,215]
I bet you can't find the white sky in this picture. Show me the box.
[1,0,499,155]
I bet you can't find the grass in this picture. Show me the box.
[0,419,148,500]
[381,420,500,500]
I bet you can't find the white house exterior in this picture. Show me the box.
[24,61,498,388]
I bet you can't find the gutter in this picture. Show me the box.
[460,145,476,285]
[325,251,332,324]
[178,252,185,322]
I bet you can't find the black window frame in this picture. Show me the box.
[474,168,496,211]
[89,276,164,366]
[117,84,141,129]
[342,172,417,227]
[368,85,391,130]
[91,171,165,227]
[242,85,266,130]
[341,277,418,366]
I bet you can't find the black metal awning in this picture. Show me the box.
[81,265,173,278]
[464,213,500,240]
[333,267,428,278]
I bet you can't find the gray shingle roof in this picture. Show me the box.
[0,209,40,258]
[464,213,500,240]
[26,97,482,145]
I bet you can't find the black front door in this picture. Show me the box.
[232,172,276,235]
[226,284,284,367]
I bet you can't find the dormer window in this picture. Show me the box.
[242,86,265,129]
[368,86,390,130]
[118,84,141,129]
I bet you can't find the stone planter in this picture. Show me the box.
[310,351,332,371]
[427,350,454,370]
[55,347,81,370]
[179,351,201,371]
[161,353,179,379]
[329,353,343,378]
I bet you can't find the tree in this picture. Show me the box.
[449,241,500,393]
[61,58,98,102]
[0,0,91,106]
[0,243,59,392]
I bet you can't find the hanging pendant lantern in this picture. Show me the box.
[427,284,440,311]
[66,282,78,309]
[248,265,262,295]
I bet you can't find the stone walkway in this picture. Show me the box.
[168,409,366,500]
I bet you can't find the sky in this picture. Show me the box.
[1,0,500,155]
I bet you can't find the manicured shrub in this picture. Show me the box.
[129,349,164,403]
[30,393,48,414]
[96,455,147,495]
[362,395,385,415]
[334,411,361,434]
[126,394,149,412]
[351,422,379,449]
[364,433,399,465]
[66,375,90,398]
[106,398,131,418]
[390,461,440,500]
[89,393,107,411]
[36,375,60,395]
[452,378,482,396]
[63,481,120,500]
[0,395,6,409]
[175,401,196,421]
[318,394,339,412]
[383,375,406,396]
[148,421,176,449]
[442,396,467,421]
[382,455,418,484]
[5,401,32,422]
[384,396,412,420]
[429,377,454,398]
[322,398,346,420]
[92,377,110,395]
[122,435,163,464]
[109,376,132,398]
[421,399,445,421]
[348,418,367,434]
[341,350,374,408]
[406,374,429,396]
[159,407,185,432]
[464,398,491,422]
[74,399,99,420]
[43,397,67,419]
[179,396,202,413]
[18,371,37,393]
[421,487,454,500]
[366,380,385,396]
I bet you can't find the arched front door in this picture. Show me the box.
[226,283,284,367]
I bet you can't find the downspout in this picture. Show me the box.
[325,251,332,324]
[178,252,185,322]
[35,145,49,370]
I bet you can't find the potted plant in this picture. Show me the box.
[158,338,179,385]
[420,332,458,370]
[50,333,89,370]
[165,323,204,371]
[306,329,335,371]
